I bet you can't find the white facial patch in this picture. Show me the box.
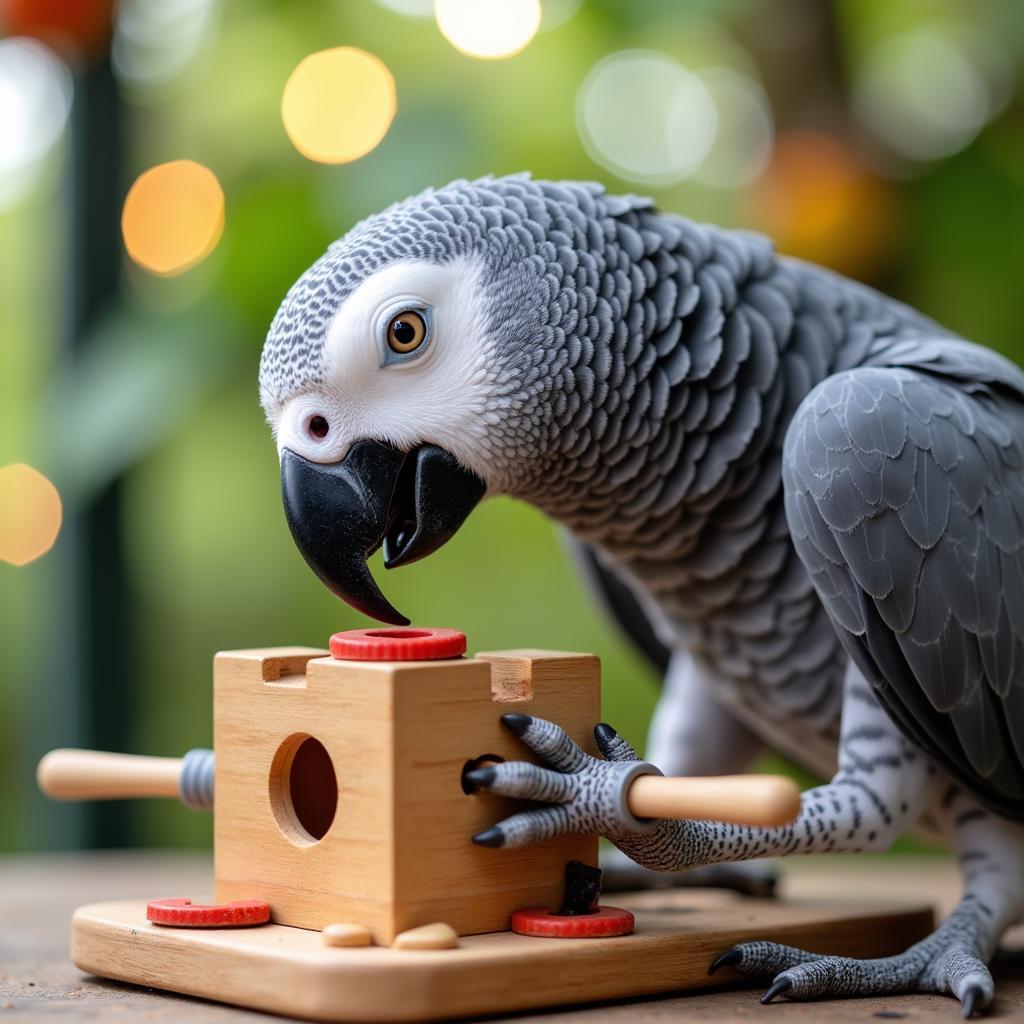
[272,256,497,483]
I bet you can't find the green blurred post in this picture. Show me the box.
[62,53,135,849]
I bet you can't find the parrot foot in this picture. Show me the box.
[709,909,997,1018]
[600,846,778,897]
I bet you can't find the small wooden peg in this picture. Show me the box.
[322,922,372,947]
[627,773,802,828]
[391,922,459,950]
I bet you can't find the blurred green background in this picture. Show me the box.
[2,0,1023,854]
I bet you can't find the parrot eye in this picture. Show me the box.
[386,310,427,354]
[308,415,330,440]
[377,303,433,367]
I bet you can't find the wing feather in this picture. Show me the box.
[783,342,1024,817]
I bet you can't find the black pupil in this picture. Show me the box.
[392,319,417,345]
[309,416,329,439]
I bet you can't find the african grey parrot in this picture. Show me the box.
[259,174,1024,1016]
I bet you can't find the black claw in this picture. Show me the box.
[462,767,496,793]
[708,947,743,975]
[961,985,985,1019]
[594,722,618,746]
[472,826,505,848]
[761,978,792,1004]
[501,713,532,736]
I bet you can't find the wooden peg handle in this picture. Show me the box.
[627,773,801,828]
[37,749,183,802]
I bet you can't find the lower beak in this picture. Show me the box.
[280,441,485,625]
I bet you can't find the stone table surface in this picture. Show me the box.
[1,850,1022,1022]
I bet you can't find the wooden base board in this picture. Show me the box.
[72,890,934,1022]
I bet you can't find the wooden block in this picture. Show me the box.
[213,647,600,943]
[391,922,458,950]
[71,891,935,1022]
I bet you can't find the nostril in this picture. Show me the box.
[308,415,329,440]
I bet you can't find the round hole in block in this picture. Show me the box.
[269,734,338,846]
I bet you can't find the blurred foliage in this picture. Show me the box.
[3,0,1023,855]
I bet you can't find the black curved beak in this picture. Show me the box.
[280,441,485,625]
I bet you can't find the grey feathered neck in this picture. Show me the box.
[261,174,940,583]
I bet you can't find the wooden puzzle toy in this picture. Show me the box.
[37,626,934,1021]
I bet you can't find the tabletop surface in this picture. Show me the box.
[1,850,1022,1022]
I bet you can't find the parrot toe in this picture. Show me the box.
[962,983,985,1019]
[759,977,791,1004]
[709,935,997,1017]
[707,947,743,975]
[500,713,532,736]
[471,826,506,848]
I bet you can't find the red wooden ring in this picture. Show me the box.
[329,627,467,661]
[147,898,270,928]
[510,905,635,938]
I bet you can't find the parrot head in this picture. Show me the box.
[260,175,624,624]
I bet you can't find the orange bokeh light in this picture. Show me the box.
[281,47,396,164]
[121,160,225,276]
[0,463,63,566]
[746,132,896,279]
[0,0,113,61]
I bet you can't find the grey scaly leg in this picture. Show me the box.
[469,660,940,864]
[645,653,766,778]
[714,792,1024,1017]
[469,661,1024,1013]
[603,652,778,896]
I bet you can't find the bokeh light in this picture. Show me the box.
[853,26,1013,163]
[540,0,582,32]
[577,50,717,186]
[747,132,895,279]
[112,0,216,90]
[0,36,72,211]
[121,159,225,276]
[434,0,541,60]
[372,0,433,16]
[0,464,63,567]
[281,47,396,164]
[0,0,113,61]
[691,67,773,189]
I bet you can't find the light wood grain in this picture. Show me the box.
[628,773,802,827]
[36,749,183,801]
[70,891,934,1022]
[18,850,1024,1023]
[213,648,599,943]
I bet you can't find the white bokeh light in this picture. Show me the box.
[853,27,1013,162]
[541,0,583,32]
[0,37,72,212]
[112,0,217,90]
[691,67,773,188]
[577,50,717,187]
[434,0,542,60]
[373,0,434,17]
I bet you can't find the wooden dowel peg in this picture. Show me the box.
[36,749,184,802]
[627,773,801,828]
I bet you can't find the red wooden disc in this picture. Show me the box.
[147,898,270,928]
[329,627,467,661]
[510,906,635,938]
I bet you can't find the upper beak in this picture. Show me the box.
[280,440,485,625]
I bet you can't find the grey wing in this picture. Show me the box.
[563,536,671,675]
[782,338,1024,818]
